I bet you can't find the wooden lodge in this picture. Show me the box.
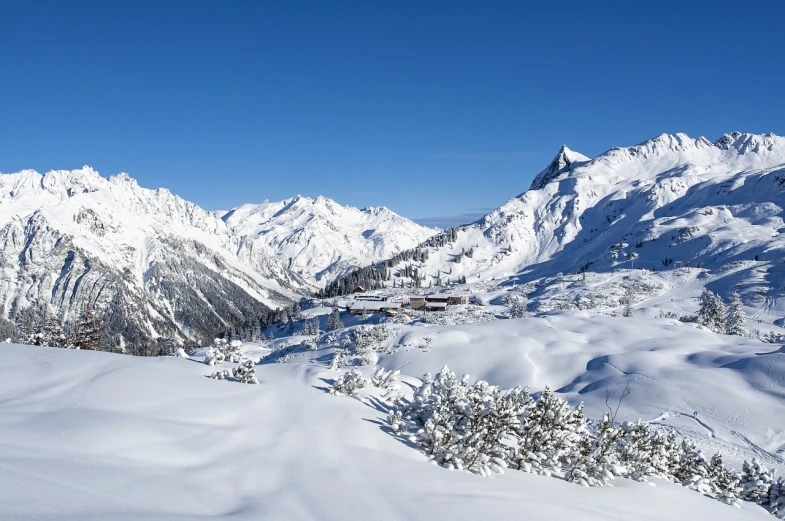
[348,301,401,316]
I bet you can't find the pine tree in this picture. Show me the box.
[74,306,103,350]
[708,453,742,506]
[725,293,748,336]
[326,308,343,331]
[697,290,726,333]
[518,386,585,475]
[740,458,774,504]
[770,477,785,518]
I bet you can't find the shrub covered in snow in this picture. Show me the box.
[371,367,402,402]
[204,346,226,366]
[741,459,775,504]
[330,368,366,396]
[232,358,259,384]
[386,366,782,511]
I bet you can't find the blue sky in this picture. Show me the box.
[2,1,785,226]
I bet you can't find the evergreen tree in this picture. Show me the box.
[725,293,748,336]
[326,308,344,331]
[697,290,726,333]
[74,306,103,350]
[740,458,774,504]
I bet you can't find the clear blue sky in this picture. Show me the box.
[2,1,784,226]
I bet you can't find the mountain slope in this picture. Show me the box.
[371,132,785,313]
[222,195,435,284]
[0,167,310,353]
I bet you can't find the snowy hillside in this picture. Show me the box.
[222,195,435,284]
[365,132,785,320]
[2,309,783,520]
[0,167,310,353]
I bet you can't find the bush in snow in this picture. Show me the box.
[330,368,366,396]
[232,358,259,384]
[517,386,584,476]
[697,289,726,333]
[725,293,748,336]
[770,477,785,518]
[330,348,349,370]
[352,324,393,366]
[393,366,529,476]
[302,338,318,351]
[371,367,402,403]
[740,459,775,504]
[211,369,231,380]
[204,346,226,366]
[708,453,742,506]
[353,324,393,350]
[225,340,243,363]
[507,294,528,318]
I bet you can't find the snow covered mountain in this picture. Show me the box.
[370,132,785,313]
[222,196,435,284]
[0,167,310,353]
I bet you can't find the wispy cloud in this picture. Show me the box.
[428,151,534,161]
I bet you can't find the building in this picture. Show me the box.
[448,294,468,305]
[348,301,401,316]
[425,295,450,304]
[408,296,427,310]
[352,286,366,294]
[424,302,448,312]
[355,294,389,302]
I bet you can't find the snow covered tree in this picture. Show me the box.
[508,294,527,318]
[770,477,785,518]
[38,313,66,347]
[739,459,773,505]
[708,453,742,506]
[621,286,635,317]
[565,413,620,486]
[330,348,349,370]
[211,369,231,380]
[725,293,748,336]
[517,386,584,476]
[371,367,402,402]
[204,346,226,366]
[697,290,726,333]
[330,368,366,396]
[396,367,530,476]
[232,358,259,384]
[74,306,103,350]
[326,308,344,331]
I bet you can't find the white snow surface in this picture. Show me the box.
[2,309,784,520]
[222,195,435,284]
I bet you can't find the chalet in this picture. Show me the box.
[448,294,468,305]
[352,286,366,294]
[408,296,427,310]
[355,294,389,302]
[424,301,448,312]
[348,301,401,316]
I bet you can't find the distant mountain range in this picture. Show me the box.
[0,167,432,352]
[4,130,785,352]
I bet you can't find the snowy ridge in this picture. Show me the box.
[0,166,310,352]
[374,132,785,315]
[223,195,435,284]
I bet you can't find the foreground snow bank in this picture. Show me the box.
[0,343,773,520]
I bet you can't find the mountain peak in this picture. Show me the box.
[529,145,590,191]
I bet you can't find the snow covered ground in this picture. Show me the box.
[2,308,784,520]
